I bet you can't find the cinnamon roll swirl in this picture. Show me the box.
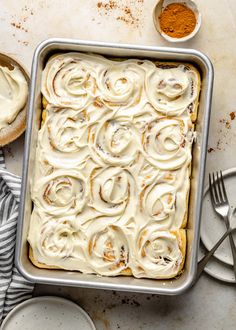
[140,182,175,229]
[97,60,145,111]
[32,170,87,216]
[86,223,130,276]
[131,225,185,279]
[41,53,102,109]
[140,167,190,229]
[28,211,89,272]
[89,117,140,166]
[146,64,199,117]
[142,117,193,170]
[37,108,90,170]
[90,167,136,219]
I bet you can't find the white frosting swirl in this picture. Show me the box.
[131,225,184,279]
[86,222,129,276]
[28,211,90,272]
[141,183,175,226]
[90,166,136,219]
[139,167,190,230]
[146,65,198,116]
[47,108,88,153]
[32,169,87,216]
[142,117,193,170]
[0,65,28,130]
[41,53,103,109]
[89,116,141,166]
[37,108,90,170]
[97,60,145,112]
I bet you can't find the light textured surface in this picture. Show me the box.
[1,0,236,329]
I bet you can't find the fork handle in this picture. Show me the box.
[223,215,236,279]
[196,228,232,281]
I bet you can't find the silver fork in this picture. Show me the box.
[197,227,236,281]
[209,171,236,279]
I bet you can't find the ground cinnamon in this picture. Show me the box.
[159,3,196,38]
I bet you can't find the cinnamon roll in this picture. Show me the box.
[86,223,130,276]
[28,211,89,272]
[89,116,140,166]
[90,166,136,219]
[131,225,186,279]
[41,53,102,109]
[146,64,199,117]
[32,169,87,216]
[142,117,193,170]
[0,65,28,130]
[97,60,145,113]
[140,167,190,229]
[37,107,90,170]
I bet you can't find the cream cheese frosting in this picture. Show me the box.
[0,65,28,130]
[130,225,184,279]
[28,52,201,279]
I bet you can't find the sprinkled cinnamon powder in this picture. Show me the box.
[96,0,143,28]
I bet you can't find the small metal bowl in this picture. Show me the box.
[153,0,202,43]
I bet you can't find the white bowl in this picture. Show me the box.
[153,0,202,42]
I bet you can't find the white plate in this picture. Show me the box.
[201,168,236,266]
[198,243,235,283]
[1,296,96,330]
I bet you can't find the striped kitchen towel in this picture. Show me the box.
[0,149,34,324]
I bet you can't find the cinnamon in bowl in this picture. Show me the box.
[153,0,202,42]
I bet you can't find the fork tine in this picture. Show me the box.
[212,172,219,204]
[216,171,223,202]
[220,170,228,203]
[209,173,216,206]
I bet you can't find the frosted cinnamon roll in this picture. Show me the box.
[140,182,175,229]
[97,60,145,111]
[37,108,90,169]
[41,53,102,109]
[140,167,190,229]
[86,223,130,276]
[90,167,136,219]
[142,117,192,170]
[89,117,140,166]
[47,108,88,152]
[146,65,199,116]
[131,225,185,279]
[28,211,89,272]
[32,169,87,216]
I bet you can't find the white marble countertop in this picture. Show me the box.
[1,0,236,329]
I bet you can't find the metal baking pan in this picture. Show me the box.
[15,38,213,295]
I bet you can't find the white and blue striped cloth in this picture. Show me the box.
[0,149,34,324]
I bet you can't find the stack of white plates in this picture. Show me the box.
[1,296,96,330]
[200,168,236,283]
